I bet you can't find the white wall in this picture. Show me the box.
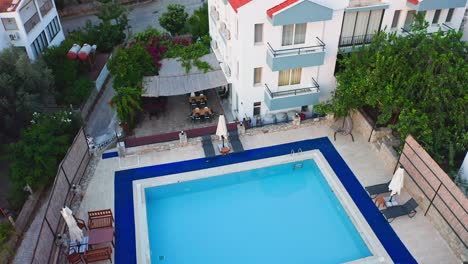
[0,0,64,59]
[209,0,468,121]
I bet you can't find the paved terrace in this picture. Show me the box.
[76,121,460,264]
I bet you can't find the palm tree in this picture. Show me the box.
[110,86,142,131]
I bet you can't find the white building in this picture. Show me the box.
[0,0,65,60]
[208,0,467,124]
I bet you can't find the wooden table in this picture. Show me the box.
[88,227,114,248]
[188,95,207,103]
[192,107,212,116]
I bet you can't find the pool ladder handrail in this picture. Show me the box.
[291,148,304,169]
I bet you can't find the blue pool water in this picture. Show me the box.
[145,159,372,264]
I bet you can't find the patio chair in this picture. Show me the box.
[332,115,354,142]
[83,246,112,263]
[88,209,113,230]
[74,216,88,230]
[201,135,216,158]
[67,252,83,264]
[195,113,201,122]
[229,131,244,153]
[365,180,392,198]
[381,198,418,223]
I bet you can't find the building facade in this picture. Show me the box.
[208,0,467,124]
[0,0,65,60]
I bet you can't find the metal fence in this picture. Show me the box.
[398,135,468,248]
[30,128,91,264]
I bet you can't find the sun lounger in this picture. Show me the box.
[381,198,418,223]
[202,135,216,158]
[229,131,244,153]
[365,181,391,198]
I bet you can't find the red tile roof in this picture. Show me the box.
[228,0,252,13]
[0,0,21,13]
[267,0,299,18]
[407,0,419,5]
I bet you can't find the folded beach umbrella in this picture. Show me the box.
[389,167,405,197]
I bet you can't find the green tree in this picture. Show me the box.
[108,44,155,88]
[327,18,467,175]
[188,3,209,40]
[110,87,143,129]
[8,111,80,190]
[159,4,188,36]
[0,47,54,142]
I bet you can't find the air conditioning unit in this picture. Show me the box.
[8,32,20,40]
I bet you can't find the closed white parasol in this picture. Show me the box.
[216,115,228,143]
[61,206,83,242]
[389,167,405,197]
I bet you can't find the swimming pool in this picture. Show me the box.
[133,150,391,263]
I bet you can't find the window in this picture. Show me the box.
[31,31,48,59]
[278,68,302,86]
[339,10,383,46]
[432,10,441,24]
[281,23,306,46]
[1,18,18,30]
[391,10,401,28]
[254,23,263,44]
[253,102,261,116]
[446,8,454,22]
[253,67,262,85]
[404,11,416,30]
[46,16,60,41]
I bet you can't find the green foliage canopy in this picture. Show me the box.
[0,47,54,142]
[108,43,155,88]
[159,4,188,36]
[327,23,467,174]
[188,3,209,41]
[110,86,143,129]
[8,111,80,189]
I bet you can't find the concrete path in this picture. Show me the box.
[84,79,117,138]
[61,0,205,34]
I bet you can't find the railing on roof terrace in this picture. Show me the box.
[265,78,320,98]
[339,34,375,47]
[24,12,40,33]
[267,38,325,57]
[39,0,53,17]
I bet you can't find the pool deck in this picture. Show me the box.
[76,122,460,264]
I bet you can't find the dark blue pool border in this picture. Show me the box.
[114,137,416,263]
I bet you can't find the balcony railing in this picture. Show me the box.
[267,38,325,57]
[265,78,320,98]
[39,0,53,17]
[24,13,40,33]
[339,34,375,47]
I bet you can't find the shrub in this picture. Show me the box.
[188,3,209,40]
[64,78,94,106]
[159,4,188,36]
[108,43,155,88]
[9,111,80,190]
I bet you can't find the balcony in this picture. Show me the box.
[39,0,53,17]
[406,0,467,11]
[266,38,325,71]
[218,22,231,43]
[339,34,375,47]
[24,13,40,33]
[264,78,320,111]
